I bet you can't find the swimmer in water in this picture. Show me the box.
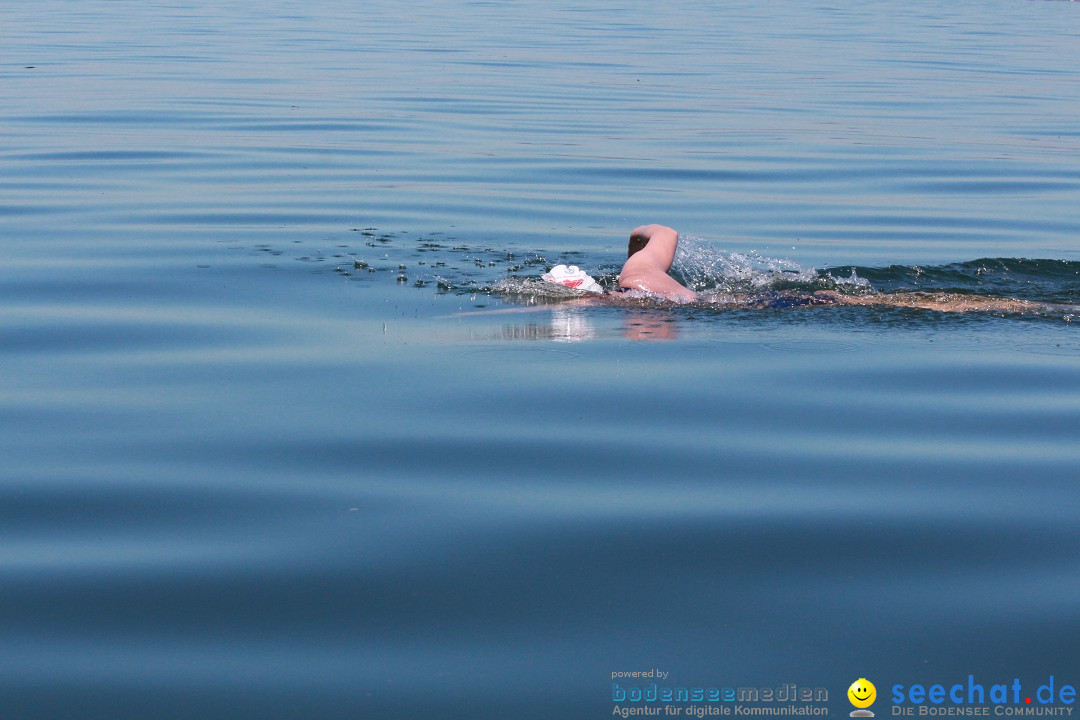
[618,224,698,301]
[542,224,1044,314]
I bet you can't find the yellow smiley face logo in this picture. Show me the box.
[848,679,876,708]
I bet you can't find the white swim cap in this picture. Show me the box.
[541,264,603,294]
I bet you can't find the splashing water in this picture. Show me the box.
[672,235,870,294]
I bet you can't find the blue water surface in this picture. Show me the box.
[2,1,1079,718]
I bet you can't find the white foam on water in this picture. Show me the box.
[826,268,872,289]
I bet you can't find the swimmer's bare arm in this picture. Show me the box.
[627,224,679,265]
[619,225,696,301]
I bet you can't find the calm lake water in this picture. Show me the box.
[2,1,1079,718]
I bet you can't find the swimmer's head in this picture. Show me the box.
[541,265,604,294]
[628,236,648,258]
